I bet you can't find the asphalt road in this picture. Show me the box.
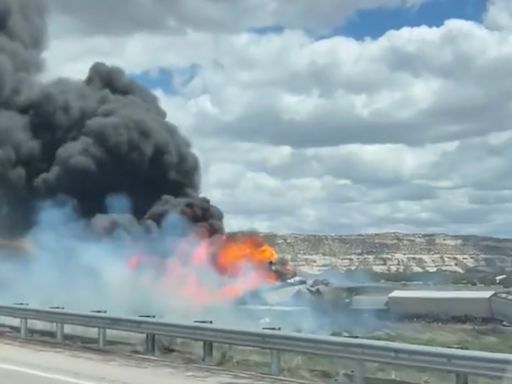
[0,337,301,384]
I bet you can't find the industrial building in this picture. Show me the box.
[387,290,496,319]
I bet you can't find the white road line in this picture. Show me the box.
[0,362,99,384]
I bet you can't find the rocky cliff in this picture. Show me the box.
[254,232,512,274]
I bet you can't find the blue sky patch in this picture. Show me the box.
[130,68,175,94]
[130,65,201,95]
[333,0,488,40]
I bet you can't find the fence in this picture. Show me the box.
[0,304,511,384]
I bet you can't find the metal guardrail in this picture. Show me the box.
[0,304,511,384]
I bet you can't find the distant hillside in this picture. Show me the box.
[3,231,512,274]
[247,232,512,274]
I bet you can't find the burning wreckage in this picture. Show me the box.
[0,213,300,308]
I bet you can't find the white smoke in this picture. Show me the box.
[0,199,160,314]
[0,197,276,326]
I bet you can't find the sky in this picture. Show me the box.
[42,0,512,237]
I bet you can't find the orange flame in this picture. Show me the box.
[127,234,280,308]
[215,235,278,277]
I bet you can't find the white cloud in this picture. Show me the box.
[46,0,428,36]
[41,1,512,236]
[45,20,512,146]
[484,0,512,31]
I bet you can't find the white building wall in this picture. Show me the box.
[388,290,495,319]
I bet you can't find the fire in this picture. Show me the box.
[215,235,278,277]
[128,234,282,308]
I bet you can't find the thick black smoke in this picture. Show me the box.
[0,0,223,237]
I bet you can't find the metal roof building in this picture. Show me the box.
[388,290,496,319]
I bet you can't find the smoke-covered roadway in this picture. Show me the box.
[0,338,301,384]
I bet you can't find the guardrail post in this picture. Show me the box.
[145,333,156,355]
[138,315,157,356]
[20,318,28,338]
[455,373,469,384]
[50,306,65,342]
[91,310,107,348]
[195,320,214,363]
[262,327,282,375]
[269,350,281,376]
[352,361,365,384]
[55,322,64,341]
[98,328,106,348]
[202,341,213,362]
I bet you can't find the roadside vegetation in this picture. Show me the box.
[365,323,512,354]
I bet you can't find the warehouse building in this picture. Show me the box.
[388,290,495,320]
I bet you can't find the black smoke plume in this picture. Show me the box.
[0,0,223,237]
